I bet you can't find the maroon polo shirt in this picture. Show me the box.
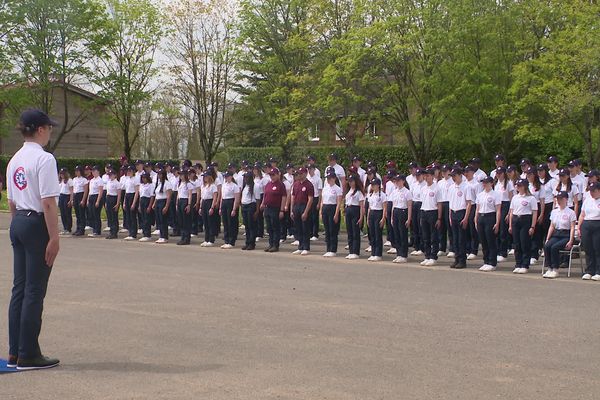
[291,179,314,205]
[263,180,287,208]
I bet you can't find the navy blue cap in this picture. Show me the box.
[408,161,419,168]
[328,153,338,160]
[481,176,494,184]
[495,166,506,174]
[352,155,362,162]
[370,177,382,185]
[520,158,531,166]
[555,190,569,199]
[494,154,505,161]
[306,155,316,161]
[586,169,600,178]
[589,182,600,191]
[547,155,558,163]
[19,109,58,131]
[558,168,569,176]
[325,171,336,179]
[525,166,537,174]
[464,166,476,173]
[506,164,517,172]
[450,168,463,176]
[394,174,407,181]
[470,157,481,164]
[515,178,529,187]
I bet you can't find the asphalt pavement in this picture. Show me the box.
[0,212,599,400]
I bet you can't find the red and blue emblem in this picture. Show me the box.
[13,167,27,191]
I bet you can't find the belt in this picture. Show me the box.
[479,212,496,217]
[16,210,44,217]
[555,229,570,234]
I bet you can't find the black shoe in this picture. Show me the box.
[17,355,60,370]
[450,260,458,269]
[105,234,117,239]
[268,247,279,253]
[176,240,189,245]
[73,231,84,237]
[7,355,17,368]
[242,245,248,250]
[247,244,255,251]
[264,247,272,252]
[455,263,467,269]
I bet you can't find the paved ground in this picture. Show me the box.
[0,212,599,399]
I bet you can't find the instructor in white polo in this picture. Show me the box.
[6,109,61,370]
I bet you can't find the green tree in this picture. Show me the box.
[94,0,166,160]
[4,0,111,151]
[235,0,315,148]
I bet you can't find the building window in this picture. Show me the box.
[308,124,320,142]
[365,121,378,138]
[335,121,345,141]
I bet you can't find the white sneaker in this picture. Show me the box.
[138,237,151,242]
[497,255,506,262]
[200,241,208,247]
[323,252,336,257]
[512,267,521,273]
[191,234,197,238]
[220,244,226,249]
[387,248,397,254]
[446,252,455,258]
[366,246,372,252]
[155,238,168,244]
[344,245,349,250]
[467,253,476,260]
[373,256,383,262]
[384,241,392,247]
[280,239,285,243]
[412,250,423,256]
[123,236,135,241]
[479,264,489,271]
[300,250,309,256]
[437,250,445,257]
[137,229,142,234]
[592,274,600,281]
[420,259,430,266]
[367,256,375,261]
[508,249,515,255]
[547,270,559,279]
[152,229,160,235]
[393,256,407,263]
[85,226,92,231]
[204,242,214,247]
[87,233,99,238]
[426,259,437,266]
[347,254,359,260]
[103,227,110,232]
[119,228,128,233]
[530,258,537,265]
[291,240,300,246]
[484,265,497,272]
[345,254,351,259]
[222,244,233,249]
[287,235,295,240]
[516,268,528,274]
[255,237,260,242]
[310,236,318,241]
[582,274,592,280]
[292,250,302,255]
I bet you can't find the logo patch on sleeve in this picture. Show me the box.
[13,167,27,191]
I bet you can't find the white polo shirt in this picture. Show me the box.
[6,142,60,213]
[448,181,474,211]
[476,189,501,214]
[391,187,412,209]
[420,183,440,211]
[72,176,88,194]
[582,196,600,221]
[309,173,323,198]
[89,177,103,196]
[345,189,365,207]
[123,176,139,194]
[329,163,345,180]
[321,184,343,205]
[105,179,122,196]
[154,180,173,200]
[221,181,240,200]
[550,207,576,230]
[59,179,73,195]
[510,194,538,216]
[494,180,514,202]
[366,191,387,210]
